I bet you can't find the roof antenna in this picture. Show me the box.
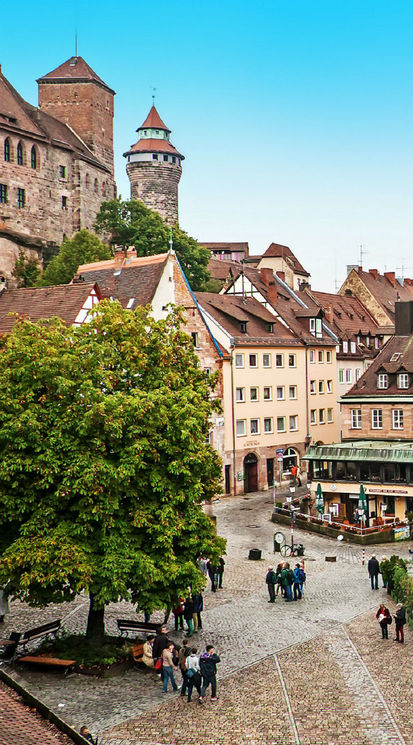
[359,243,367,269]
[152,87,157,106]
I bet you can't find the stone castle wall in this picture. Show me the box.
[127,161,181,225]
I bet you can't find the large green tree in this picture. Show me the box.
[94,199,211,291]
[38,230,112,287]
[0,302,224,639]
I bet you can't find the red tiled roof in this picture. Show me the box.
[262,243,310,277]
[37,56,114,93]
[0,283,99,333]
[207,257,243,282]
[343,334,413,398]
[342,269,413,322]
[310,290,380,337]
[76,253,169,308]
[200,242,249,255]
[0,680,74,745]
[125,138,184,159]
[138,105,170,132]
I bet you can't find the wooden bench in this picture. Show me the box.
[117,619,159,637]
[18,655,76,675]
[131,643,144,663]
[18,619,61,652]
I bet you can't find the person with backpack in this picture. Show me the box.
[265,566,277,603]
[199,644,220,703]
[281,563,293,602]
[185,647,202,702]
[293,563,305,600]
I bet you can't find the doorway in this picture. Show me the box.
[224,465,231,495]
[267,458,274,488]
[244,453,258,493]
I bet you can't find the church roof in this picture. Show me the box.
[138,105,170,132]
[37,56,114,94]
[124,138,184,160]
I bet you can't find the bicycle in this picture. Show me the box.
[280,542,304,557]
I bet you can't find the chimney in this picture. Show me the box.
[260,268,278,306]
[395,301,413,335]
[276,270,285,282]
[324,303,334,324]
[384,271,396,287]
[369,269,379,280]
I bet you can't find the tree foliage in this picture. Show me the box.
[12,249,41,288]
[38,230,112,287]
[0,302,224,638]
[94,199,211,291]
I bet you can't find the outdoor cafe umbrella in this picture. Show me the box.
[358,483,367,517]
[316,483,324,515]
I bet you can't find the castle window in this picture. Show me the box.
[30,146,37,169]
[0,184,7,203]
[62,196,67,210]
[4,138,10,162]
[152,154,158,160]
[17,141,23,165]
[59,165,66,179]
[172,156,176,164]
[85,173,90,188]
[94,179,98,194]
[163,155,168,162]
[17,188,25,208]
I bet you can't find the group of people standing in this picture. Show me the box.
[142,626,220,702]
[376,602,406,643]
[172,593,203,636]
[266,562,306,603]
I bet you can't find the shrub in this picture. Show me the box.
[38,633,132,667]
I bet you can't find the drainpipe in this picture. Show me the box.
[230,347,237,496]
[305,345,310,445]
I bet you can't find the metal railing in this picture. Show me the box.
[274,506,401,536]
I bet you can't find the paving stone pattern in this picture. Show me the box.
[0,680,73,745]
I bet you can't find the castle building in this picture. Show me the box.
[0,57,116,281]
[124,105,184,225]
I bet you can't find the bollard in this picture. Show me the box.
[362,549,365,566]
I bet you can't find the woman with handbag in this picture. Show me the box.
[185,647,202,703]
[376,603,391,639]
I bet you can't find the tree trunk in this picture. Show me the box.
[86,593,105,641]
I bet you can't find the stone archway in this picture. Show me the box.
[244,452,258,493]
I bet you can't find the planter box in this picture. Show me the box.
[272,511,395,545]
[75,659,132,678]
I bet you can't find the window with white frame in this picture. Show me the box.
[289,385,297,399]
[351,409,362,429]
[339,369,344,383]
[250,418,260,434]
[318,350,323,363]
[350,341,356,353]
[327,408,333,423]
[345,369,352,384]
[327,379,333,393]
[263,386,272,401]
[392,409,403,430]
[275,353,283,368]
[250,387,258,401]
[318,380,324,394]
[355,368,361,382]
[398,373,409,389]
[288,354,296,368]
[249,353,257,368]
[277,416,286,432]
[310,318,323,338]
[377,373,388,389]
[264,417,273,433]
[236,387,245,402]
[371,409,382,429]
[236,419,246,436]
[276,386,285,400]
[310,409,317,425]
[343,341,348,353]
[309,350,315,363]
[263,353,271,368]
[326,350,332,363]
[235,353,244,368]
[289,415,298,431]
[319,408,325,424]
[310,380,316,394]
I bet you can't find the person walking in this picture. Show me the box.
[217,557,225,589]
[192,592,203,631]
[184,596,194,637]
[394,603,406,643]
[376,603,391,639]
[266,566,277,603]
[368,555,380,590]
[199,645,221,703]
[161,642,179,693]
[379,556,388,588]
[185,647,202,702]
[281,563,293,602]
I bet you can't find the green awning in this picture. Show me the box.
[303,441,413,464]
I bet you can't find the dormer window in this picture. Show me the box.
[343,341,348,353]
[398,373,409,389]
[390,353,401,362]
[240,321,247,333]
[268,323,273,333]
[377,373,388,389]
[309,317,322,338]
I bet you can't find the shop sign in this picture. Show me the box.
[367,488,408,495]
[394,526,410,542]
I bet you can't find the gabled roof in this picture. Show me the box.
[343,334,413,398]
[0,68,108,171]
[196,292,300,347]
[199,242,249,255]
[261,243,310,277]
[309,290,380,337]
[207,257,243,282]
[76,253,169,309]
[37,56,114,94]
[125,138,184,159]
[138,105,170,132]
[0,283,99,334]
[340,268,413,322]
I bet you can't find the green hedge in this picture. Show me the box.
[380,555,413,628]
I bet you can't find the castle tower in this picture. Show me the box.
[124,105,184,225]
[37,56,115,176]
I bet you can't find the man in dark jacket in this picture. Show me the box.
[192,592,203,631]
[368,555,380,590]
[394,603,406,643]
[199,645,220,702]
[152,626,170,675]
[266,566,277,603]
[217,557,225,589]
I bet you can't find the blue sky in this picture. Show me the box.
[2,0,413,290]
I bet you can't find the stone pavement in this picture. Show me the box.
[0,680,73,745]
[1,489,412,744]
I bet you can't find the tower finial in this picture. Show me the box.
[152,87,156,106]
